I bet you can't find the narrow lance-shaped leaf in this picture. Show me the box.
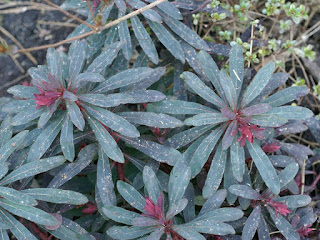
[86,41,122,73]
[202,143,227,199]
[242,206,261,240]
[163,15,209,51]
[86,113,124,163]
[131,15,158,64]
[0,209,37,240]
[190,126,224,178]
[197,50,226,101]
[93,67,155,93]
[279,162,299,189]
[0,198,58,226]
[183,71,226,109]
[117,181,145,212]
[27,114,64,162]
[126,0,162,22]
[230,136,245,182]
[47,144,97,188]
[199,190,227,216]
[68,39,86,78]
[84,105,140,138]
[119,135,181,166]
[12,107,46,126]
[60,114,74,161]
[107,226,155,240]
[66,101,85,131]
[0,156,65,185]
[147,100,215,115]
[263,106,313,120]
[262,86,310,107]
[97,147,116,206]
[220,71,238,112]
[147,19,185,63]
[228,185,262,200]
[21,188,88,205]
[102,206,140,225]
[0,187,37,206]
[0,130,28,165]
[143,166,161,203]
[169,159,191,207]
[229,44,244,101]
[119,112,183,128]
[118,10,132,61]
[241,62,275,107]
[267,207,300,240]
[246,141,280,195]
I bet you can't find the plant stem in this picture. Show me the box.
[17,0,167,53]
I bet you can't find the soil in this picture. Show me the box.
[0,0,74,97]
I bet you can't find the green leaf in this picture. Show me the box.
[119,136,181,166]
[183,71,225,109]
[93,67,155,93]
[165,125,213,149]
[84,105,140,138]
[264,106,314,120]
[117,181,145,212]
[107,226,155,240]
[69,39,86,78]
[119,112,183,128]
[7,86,39,99]
[0,187,37,206]
[242,206,261,240]
[47,48,61,80]
[197,50,225,100]
[192,207,244,223]
[73,72,105,88]
[279,162,299,189]
[230,137,245,182]
[145,0,182,20]
[169,159,191,207]
[268,207,299,240]
[97,147,116,206]
[66,101,85,131]
[2,99,35,113]
[102,206,140,225]
[173,225,206,240]
[219,70,237,110]
[86,113,124,163]
[250,114,288,127]
[147,100,214,115]
[273,195,311,208]
[241,62,275,107]
[0,156,65,185]
[202,143,227,198]
[190,126,224,178]
[166,198,188,220]
[81,90,165,107]
[163,16,209,51]
[27,114,64,162]
[47,144,97,188]
[118,10,132,60]
[131,15,158,64]
[147,20,185,63]
[60,114,75,161]
[181,221,235,235]
[0,130,28,165]
[0,209,37,240]
[143,166,161,203]
[0,198,58,226]
[12,107,46,126]
[228,185,262,200]
[21,188,88,205]
[246,141,280,195]
[229,44,244,100]
[86,41,122,73]
[262,86,310,107]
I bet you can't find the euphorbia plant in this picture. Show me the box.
[0,117,89,240]
[4,40,182,165]
[148,44,313,197]
[103,160,244,239]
